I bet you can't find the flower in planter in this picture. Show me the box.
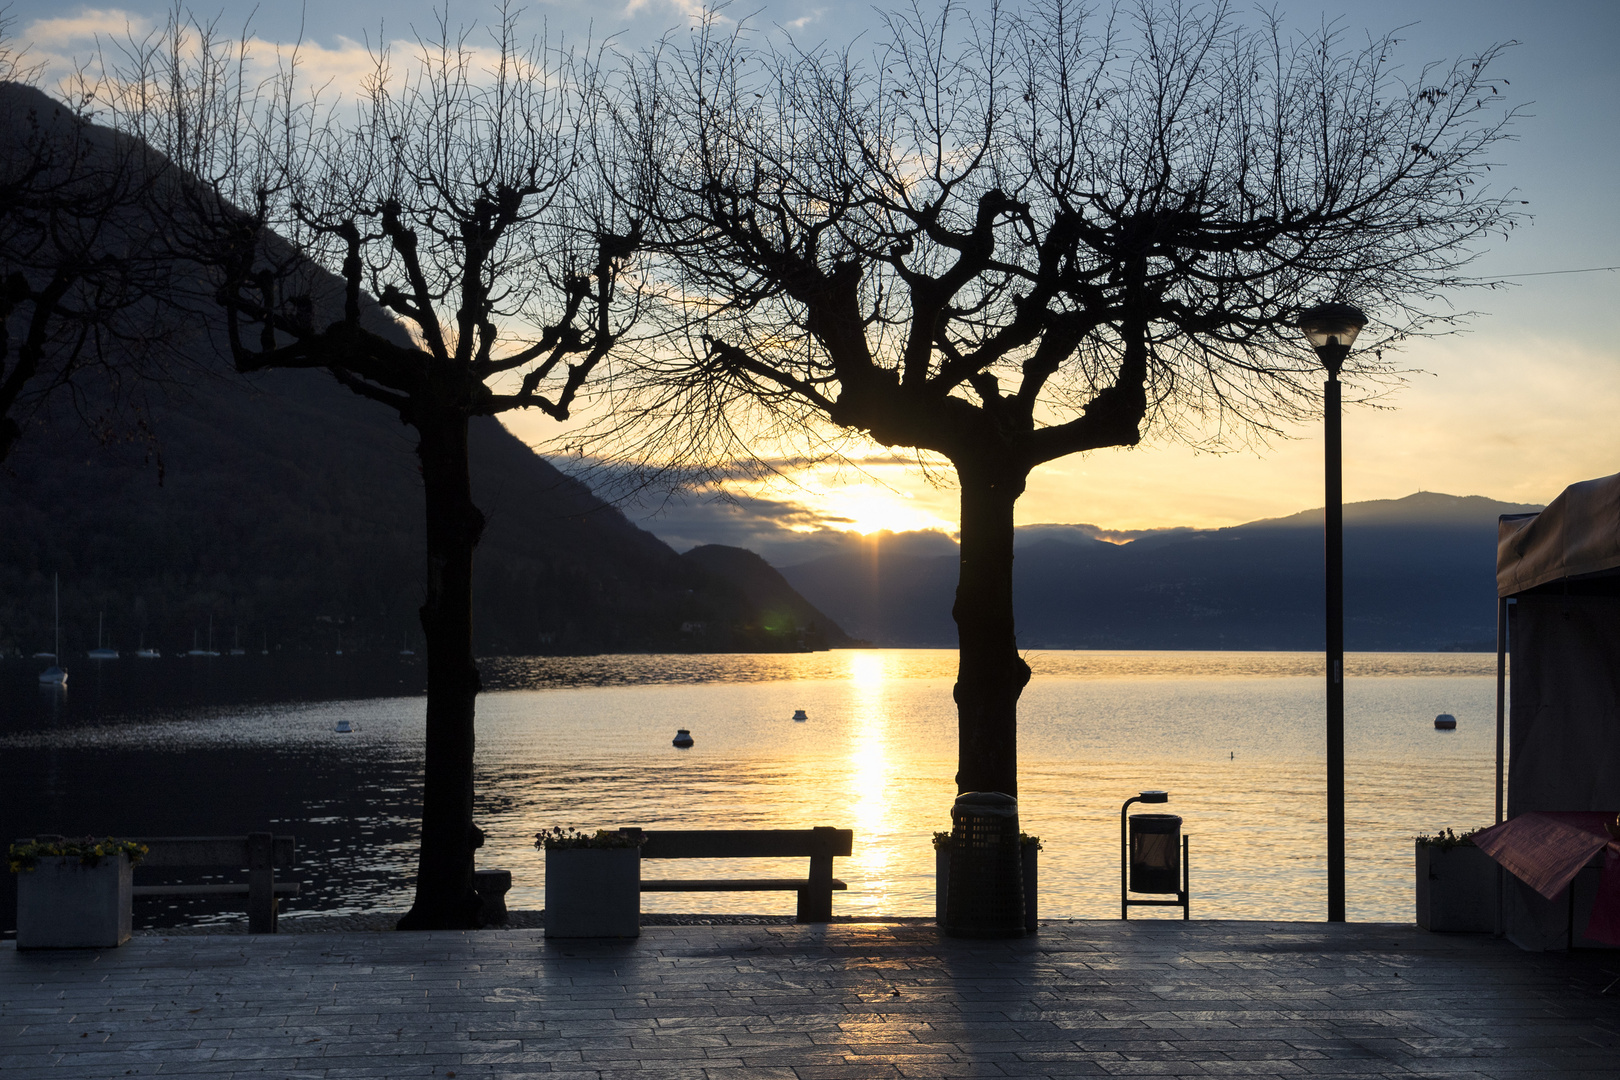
[534,828,646,851]
[8,837,148,873]
[1414,827,1482,851]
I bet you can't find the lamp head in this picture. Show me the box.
[1297,302,1367,375]
[1138,790,1169,804]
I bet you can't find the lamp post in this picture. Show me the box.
[1297,301,1367,924]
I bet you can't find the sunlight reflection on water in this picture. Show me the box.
[1,649,1499,924]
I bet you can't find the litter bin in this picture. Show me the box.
[1129,814,1182,893]
[1119,789,1190,919]
[943,791,1026,938]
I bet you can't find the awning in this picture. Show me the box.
[1497,472,1620,597]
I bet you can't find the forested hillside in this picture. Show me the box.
[0,357,849,657]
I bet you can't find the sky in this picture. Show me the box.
[7,0,1616,561]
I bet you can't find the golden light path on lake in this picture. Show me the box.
[2,648,1496,923]
[461,649,1498,922]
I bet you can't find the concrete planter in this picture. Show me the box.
[936,844,1039,932]
[545,848,640,938]
[16,854,133,949]
[1416,842,1495,932]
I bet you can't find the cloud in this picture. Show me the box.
[1014,522,1200,547]
[621,481,958,565]
[23,8,150,48]
[780,9,825,32]
[621,0,712,25]
[17,9,530,113]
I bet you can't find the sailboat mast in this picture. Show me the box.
[54,573,60,659]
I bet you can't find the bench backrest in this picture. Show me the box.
[629,828,852,860]
[131,835,297,868]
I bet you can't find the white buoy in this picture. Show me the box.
[672,728,694,748]
[792,709,808,722]
[1434,713,1457,730]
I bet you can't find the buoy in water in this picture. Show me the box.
[792,709,808,722]
[1434,713,1457,730]
[334,719,354,734]
[672,728,694,748]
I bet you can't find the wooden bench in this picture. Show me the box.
[130,834,298,933]
[622,827,853,922]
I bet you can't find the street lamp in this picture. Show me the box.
[1297,301,1367,924]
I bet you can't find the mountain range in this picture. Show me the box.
[0,80,1542,656]
[0,366,852,657]
[777,492,1541,651]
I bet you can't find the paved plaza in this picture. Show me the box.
[4,919,1620,1079]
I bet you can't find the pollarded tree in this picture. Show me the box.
[609,0,1521,797]
[112,8,644,928]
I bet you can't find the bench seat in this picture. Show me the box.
[132,883,300,898]
[625,826,853,921]
[129,834,296,932]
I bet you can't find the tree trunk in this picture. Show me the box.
[951,463,1031,797]
[396,410,487,931]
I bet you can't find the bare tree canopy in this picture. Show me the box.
[605,0,1522,797]
[107,5,644,929]
[0,32,181,466]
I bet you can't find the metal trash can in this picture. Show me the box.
[943,791,1026,938]
[1128,814,1182,894]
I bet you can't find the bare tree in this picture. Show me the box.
[112,7,643,929]
[0,31,177,466]
[607,0,1521,798]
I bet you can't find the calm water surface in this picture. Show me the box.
[0,650,1499,927]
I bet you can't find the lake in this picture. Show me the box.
[0,649,1500,930]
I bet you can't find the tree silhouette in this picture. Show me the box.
[0,36,177,466]
[609,1,1521,797]
[114,8,643,929]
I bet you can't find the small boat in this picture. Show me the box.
[1434,713,1457,730]
[88,612,118,659]
[672,728,694,748]
[334,719,355,734]
[187,620,220,657]
[792,709,808,722]
[31,651,55,660]
[136,648,161,659]
[37,574,67,685]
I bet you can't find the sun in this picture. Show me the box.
[807,485,957,537]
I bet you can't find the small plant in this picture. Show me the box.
[535,828,645,851]
[1414,827,1481,850]
[931,831,1042,850]
[9,837,148,873]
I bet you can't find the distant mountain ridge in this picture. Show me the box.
[779,492,1542,651]
[0,366,851,656]
[0,80,848,657]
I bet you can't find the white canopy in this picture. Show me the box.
[1497,472,1620,597]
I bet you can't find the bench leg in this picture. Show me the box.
[799,843,836,922]
[796,887,833,922]
[248,832,276,934]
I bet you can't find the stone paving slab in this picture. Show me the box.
[3,921,1619,1079]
